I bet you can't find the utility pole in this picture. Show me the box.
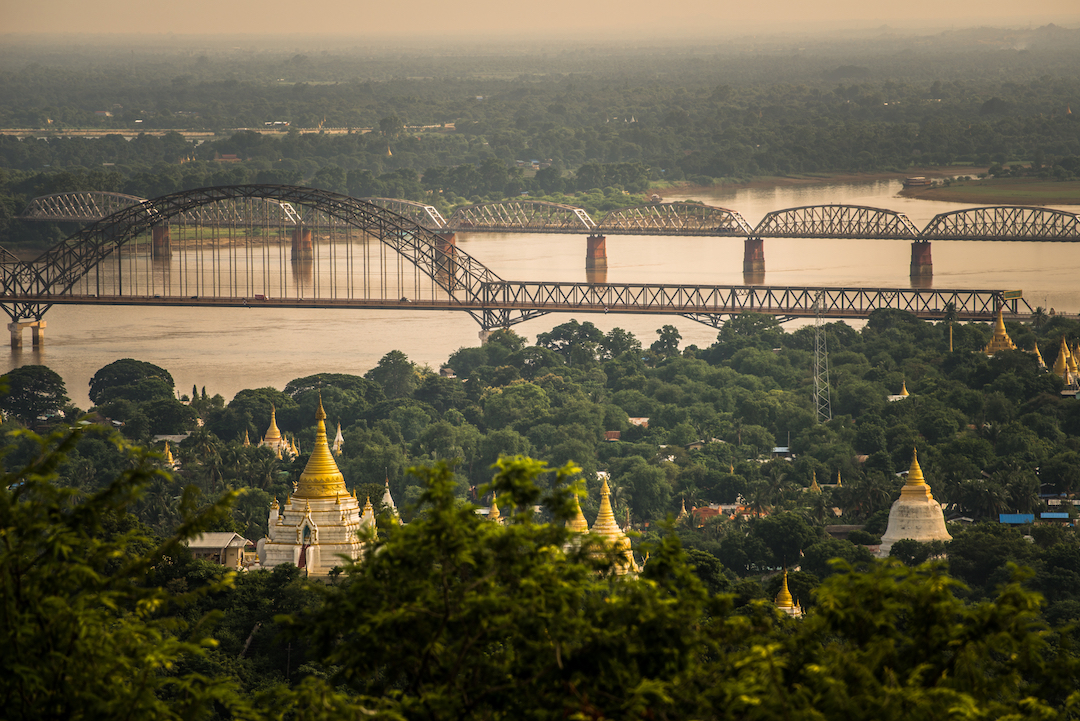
[813,290,832,423]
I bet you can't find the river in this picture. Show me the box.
[6,178,1080,408]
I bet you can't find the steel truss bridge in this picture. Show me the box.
[18,190,1080,241]
[1,185,1034,331]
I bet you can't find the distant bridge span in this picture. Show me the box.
[0,185,1036,347]
[17,191,1080,242]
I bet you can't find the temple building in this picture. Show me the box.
[774,569,803,618]
[1053,337,1077,387]
[878,449,952,556]
[259,406,288,456]
[332,422,344,455]
[587,477,639,575]
[257,396,364,575]
[983,307,1017,356]
[566,490,590,534]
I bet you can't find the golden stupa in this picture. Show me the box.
[775,569,802,617]
[1054,337,1073,383]
[488,490,502,524]
[983,307,1017,355]
[261,405,283,447]
[809,470,821,493]
[589,477,638,574]
[292,395,348,499]
[566,487,590,534]
[899,380,909,397]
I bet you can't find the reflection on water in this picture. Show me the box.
[7,178,1079,407]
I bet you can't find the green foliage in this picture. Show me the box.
[88,358,174,405]
[0,364,69,424]
[0,425,247,719]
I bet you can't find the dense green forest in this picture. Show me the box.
[7,308,1080,716]
[3,28,1080,248]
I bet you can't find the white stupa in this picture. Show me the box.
[878,449,952,556]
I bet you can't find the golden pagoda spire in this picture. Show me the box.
[836,470,842,488]
[243,429,250,447]
[263,405,282,444]
[809,470,821,493]
[1054,337,1071,381]
[566,486,589,533]
[900,448,934,500]
[983,306,1017,355]
[899,380,909,397]
[1033,343,1045,368]
[589,477,637,574]
[293,393,348,498]
[1070,342,1080,376]
[360,496,375,530]
[775,569,795,608]
[163,441,174,466]
[677,497,689,522]
[488,490,501,523]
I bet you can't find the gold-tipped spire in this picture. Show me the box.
[900,380,909,397]
[263,405,282,444]
[1055,337,1070,379]
[488,490,501,523]
[360,496,375,529]
[809,470,821,493]
[589,477,637,574]
[1034,343,1045,368]
[293,393,348,498]
[677,497,689,522]
[836,470,842,488]
[567,487,589,533]
[983,306,1017,356]
[163,441,174,466]
[775,569,795,608]
[900,448,934,499]
[243,429,250,447]
[1070,342,1080,376]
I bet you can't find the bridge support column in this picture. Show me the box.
[291,228,313,260]
[436,232,457,275]
[743,237,765,275]
[910,241,932,280]
[8,320,45,350]
[151,225,172,258]
[478,329,490,345]
[586,235,607,271]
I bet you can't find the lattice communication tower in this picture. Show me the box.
[813,290,832,423]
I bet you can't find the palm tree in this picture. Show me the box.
[1032,306,1048,332]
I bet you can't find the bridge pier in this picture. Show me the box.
[436,232,457,274]
[151,225,172,258]
[910,241,932,280]
[743,237,765,275]
[586,235,607,271]
[8,320,45,350]
[291,227,313,260]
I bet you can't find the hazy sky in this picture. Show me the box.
[4,0,1079,37]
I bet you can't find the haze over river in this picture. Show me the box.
[6,178,1079,408]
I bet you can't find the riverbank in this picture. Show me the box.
[899,177,1080,205]
[658,166,987,196]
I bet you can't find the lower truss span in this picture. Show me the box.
[2,284,1028,330]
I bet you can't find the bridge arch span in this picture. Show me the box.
[447,200,596,233]
[920,206,1080,241]
[597,202,752,235]
[17,191,147,223]
[3,184,504,322]
[359,198,447,229]
[753,204,919,239]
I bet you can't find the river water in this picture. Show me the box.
[6,178,1080,408]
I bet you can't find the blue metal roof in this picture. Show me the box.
[999,514,1035,524]
[1040,513,1071,519]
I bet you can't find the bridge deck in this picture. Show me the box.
[3,283,1025,323]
